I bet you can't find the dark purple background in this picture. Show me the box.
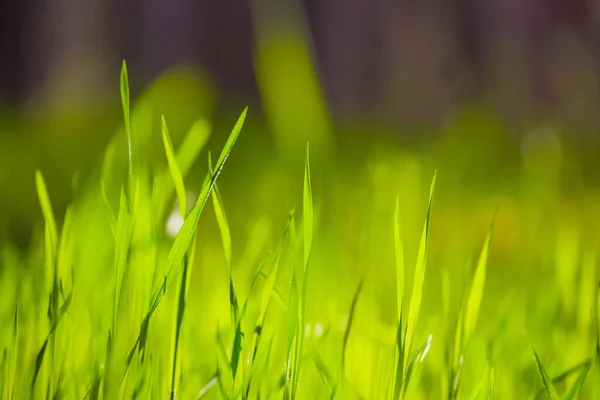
[2,0,600,124]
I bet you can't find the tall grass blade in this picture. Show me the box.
[123,107,247,382]
[464,209,498,345]
[342,279,363,373]
[1,348,6,400]
[161,115,187,217]
[404,171,436,371]
[29,290,73,396]
[394,196,404,318]
[563,360,591,400]
[531,345,560,400]
[8,302,18,400]
[468,362,491,400]
[120,60,133,197]
[196,375,218,399]
[313,351,336,398]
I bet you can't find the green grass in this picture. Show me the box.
[2,65,600,400]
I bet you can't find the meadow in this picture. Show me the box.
[1,61,600,399]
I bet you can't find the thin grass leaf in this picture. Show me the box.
[404,334,432,393]
[404,171,436,372]
[8,302,18,400]
[120,60,133,197]
[531,345,561,400]
[342,279,363,373]
[154,119,211,221]
[197,375,218,399]
[464,209,498,345]
[29,289,73,396]
[284,276,300,400]
[468,362,491,400]
[162,115,187,217]
[250,217,292,365]
[208,152,242,385]
[313,351,336,398]
[170,255,190,400]
[86,362,102,400]
[1,348,6,400]
[112,188,133,333]
[394,196,405,318]
[209,152,237,332]
[489,367,494,400]
[35,171,57,250]
[36,171,58,295]
[534,359,592,400]
[563,360,591,400]
[123,107,247,384]
[392,196,405,400]
[303,143,313,270]
[286,144,315,400]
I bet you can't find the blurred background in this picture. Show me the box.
[2,0,600,245]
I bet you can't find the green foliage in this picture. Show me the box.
[2,68,599,400]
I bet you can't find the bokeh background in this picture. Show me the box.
[2,0,600,245]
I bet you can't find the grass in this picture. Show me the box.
[2,62,600,399]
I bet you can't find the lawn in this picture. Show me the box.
[0,62,599,399]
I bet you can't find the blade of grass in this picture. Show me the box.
[112,188,133,333]
[531,345,560,400]
[313,351,336,399]
[404,334,432,394]
[208,152,242,386]
[197,375,218,399]
[1,348,6,400]
[8,302,18,400]
[394,196,404,319]
[563,360,591,400]
[161,115,187,217]
[288,143,315,399]
[154,119,211,221]
[392,196,405,400]
[403,171,436,373]
[464,209,498,346]
[29,289,73,396]
[120,60,133,200]
[36,171,58,293]
[122,107,247,384]
[342,279,363,373]
[468,362,491,400]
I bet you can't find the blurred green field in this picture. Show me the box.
[2,60,600,400]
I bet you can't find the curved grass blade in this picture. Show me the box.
[35,171,57,252]
[120,60,133,198]
[404,171,436,372]
[533,359,592,400]
[464,209,498,346]
[303,143,313,270]
[29,289,73,396]
[563,360,591,400]
[404,334,432,394]
[531,345,560,400]
[36,171,58,292]
[154,119,211,221]
[394,196,404,318]
[0,349,6,400]
[196,375,218,399]
[468,362,491,400]
[342,279,363,373]
[8,302,18,400]
[161,115,187,217]
[289,143,315,399]
[122,107,247,384]
[313,351,336,399]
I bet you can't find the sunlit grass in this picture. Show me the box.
[1,63,599,400]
